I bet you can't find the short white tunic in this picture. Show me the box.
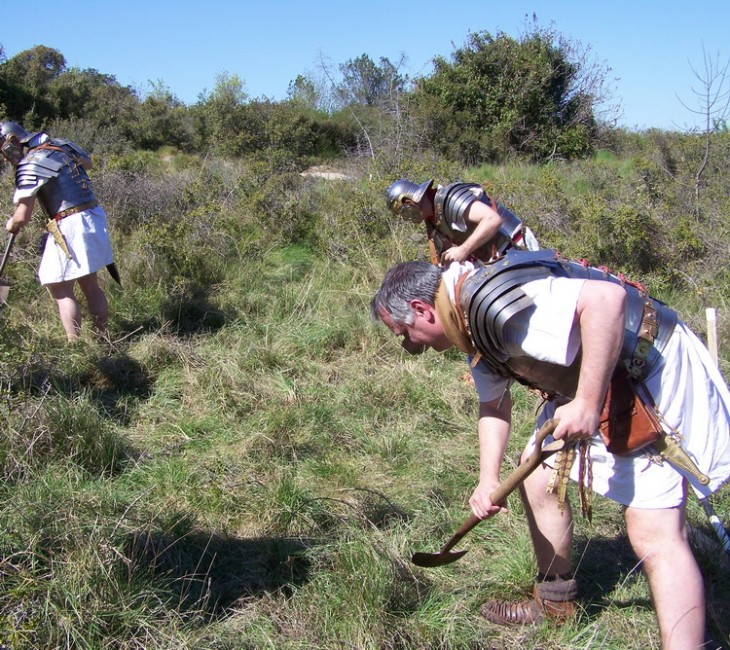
[464,273,730,509]
[36,206,113,285]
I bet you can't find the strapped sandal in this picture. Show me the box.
[479,583,575,626]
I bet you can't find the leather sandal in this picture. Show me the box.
[479,584,575,626]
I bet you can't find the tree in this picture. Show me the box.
[336,54,407,109]
[2,45,66,88]
[318,53,412,161]
[678,47,730,221]
[287,73,335,113]
[412,25,614,163]
[49,68,138,126]
[133,81,194,150]
[194,72,250,155]
[0,45,67,124]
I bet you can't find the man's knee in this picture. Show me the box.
[625,505,687,562]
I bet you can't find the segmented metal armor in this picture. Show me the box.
[458,249,678,398]
[15,141,96,218]
[431,182,525,261]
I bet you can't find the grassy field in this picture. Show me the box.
[0,148,729,648]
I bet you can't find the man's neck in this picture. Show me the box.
[433,281,476,355]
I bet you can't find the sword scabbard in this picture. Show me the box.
[652,432,710,485]
[46,219,72,260]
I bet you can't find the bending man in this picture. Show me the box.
[385,177,539,265]
[1,121,116,341]
[370,250,730,649]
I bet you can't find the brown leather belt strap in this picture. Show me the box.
[625,298,658,379]
[53,200,98,221]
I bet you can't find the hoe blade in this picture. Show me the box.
[411,549,468,567]
[410,420,564,568]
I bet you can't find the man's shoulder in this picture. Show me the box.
[434,182,486,229]
[16,148,65,184]
[23,146,66,165]
[436,181,484,200]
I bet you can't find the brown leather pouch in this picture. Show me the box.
[599,374,661,455]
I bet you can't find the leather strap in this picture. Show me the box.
[53,200,99,221]
[625,297,658,379]
[434,278,477,356]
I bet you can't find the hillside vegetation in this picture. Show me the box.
[0,129,729,649]
[2,23,730,650]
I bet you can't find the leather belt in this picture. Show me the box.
[53,200,98,221]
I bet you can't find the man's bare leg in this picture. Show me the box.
[48,280,82,341]
[520,457,574,576]
[77,272,108,335]
[624,501,705,650]
[479,456,577,625]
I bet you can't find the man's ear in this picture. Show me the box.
[409,299,435,322]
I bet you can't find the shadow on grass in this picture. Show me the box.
[14,352,154,426]
[124,528,313,618]
[79,353,155,423]
[115,286,229,339]
[574,530,730,647]
[573,533,647,612]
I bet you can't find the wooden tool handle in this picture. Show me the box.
[438,419,563,554]
[0,233,16,277]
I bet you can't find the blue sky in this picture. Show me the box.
[2,0,728,130]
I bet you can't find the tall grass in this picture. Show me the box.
[0,144,728,648]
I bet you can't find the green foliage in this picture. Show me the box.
[336,54,408,109]
[2,90,730,649]
[561,199,662,273]
[132,82,195,151]
[2,30,609,168]
[0,45,67,125]
[49,67,139,131]
[191,96,357,161]
[0,47,356,165]
[412,27,602,163]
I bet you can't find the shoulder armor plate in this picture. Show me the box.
[16,147,96,215]
[434,182,481,231]
[459,249,678,397]
[16,150,64,189]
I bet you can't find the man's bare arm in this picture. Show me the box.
[469,391,512,518]
[441,200,502,263]
[5,196,35,234]
[553,280,626,441]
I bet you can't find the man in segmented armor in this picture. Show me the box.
[1,121,116,341]
[385,178,539,265]
[370,250,730,648]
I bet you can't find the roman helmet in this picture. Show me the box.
[385,178,434,223]
[0,122,31,165]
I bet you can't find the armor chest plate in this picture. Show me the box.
[16,148,96,216]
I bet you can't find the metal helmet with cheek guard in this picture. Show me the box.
[0,122,32,164]
[385,178,434,223]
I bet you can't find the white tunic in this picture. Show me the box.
[36,206,113,285]
[463,273,730,509]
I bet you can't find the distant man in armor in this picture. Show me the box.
[370,250,730,649]
[385,178,539,266]
[1,121,116,342]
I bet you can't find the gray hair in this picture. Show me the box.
[370,261,442,325]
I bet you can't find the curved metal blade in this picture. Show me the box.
[409,419,564,568]
[411,549,468,567]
